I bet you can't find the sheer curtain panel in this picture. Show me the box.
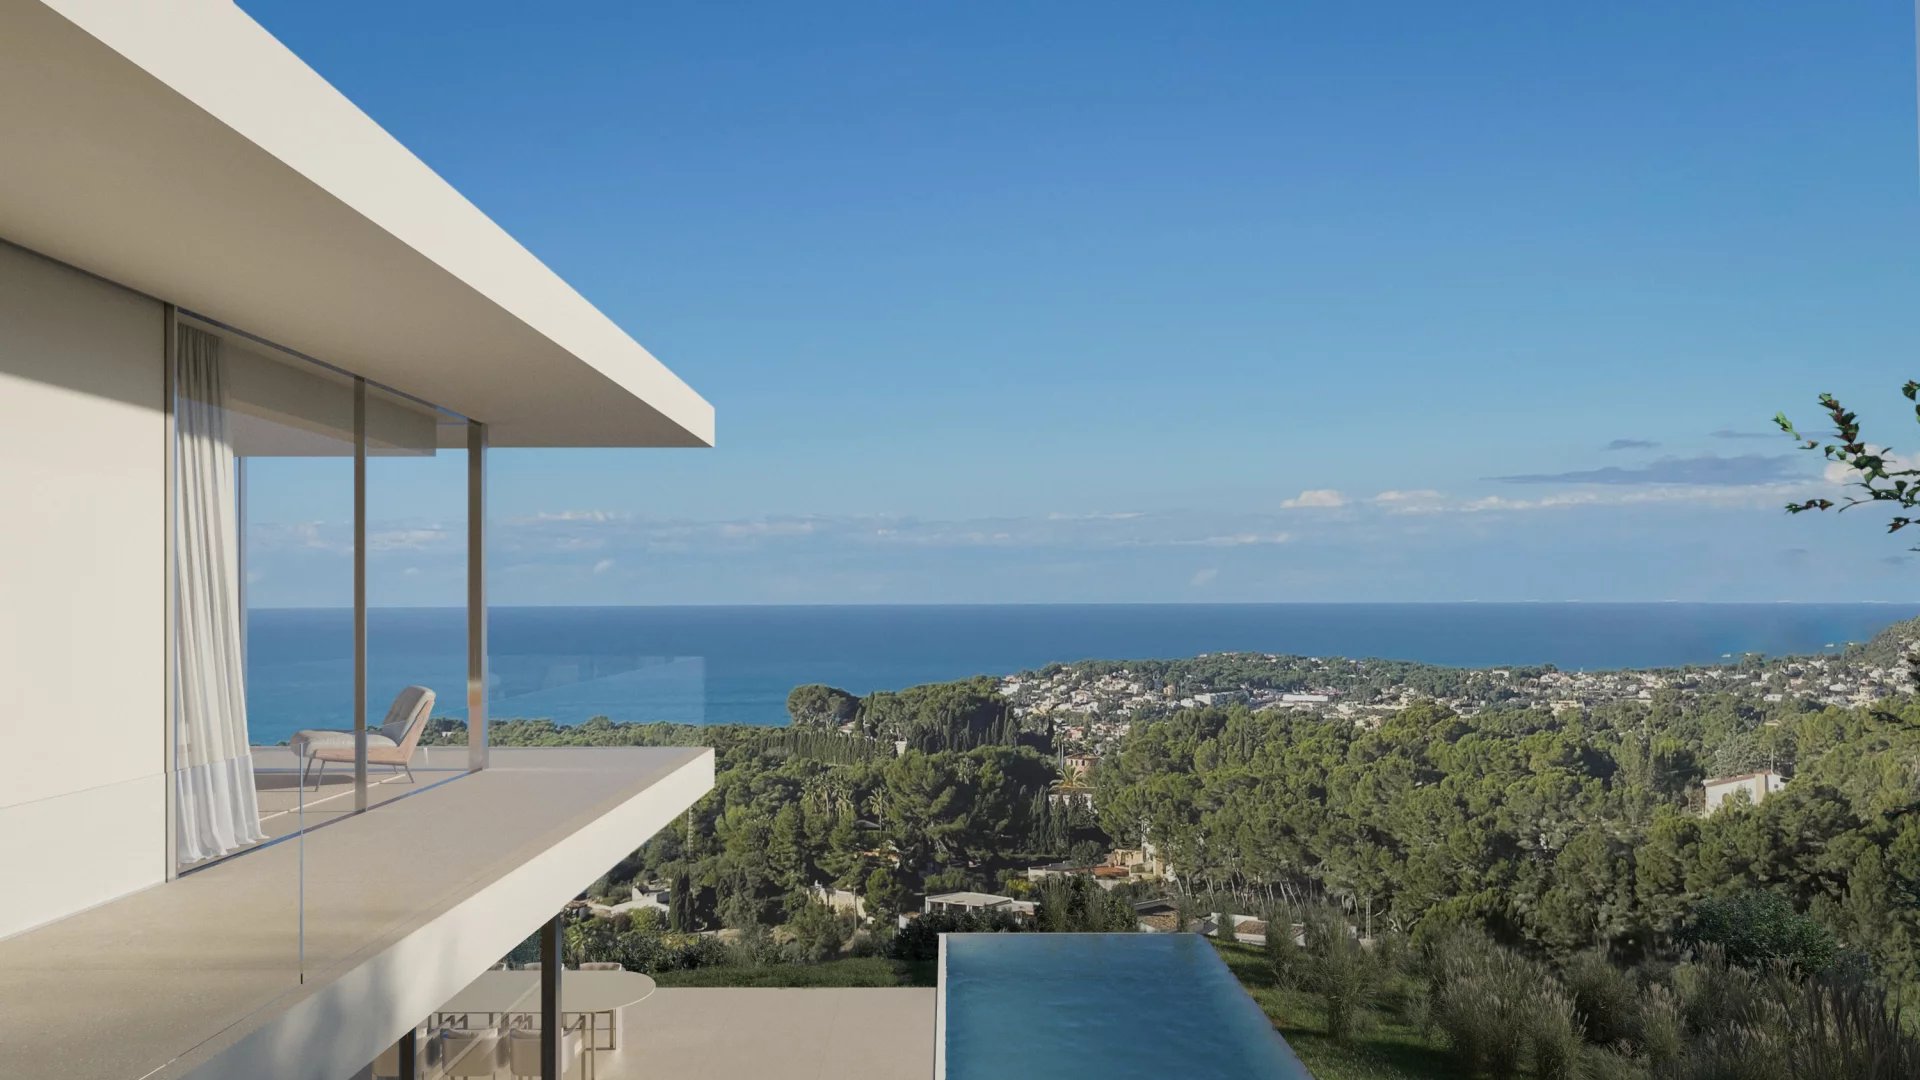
[173,324,264,863]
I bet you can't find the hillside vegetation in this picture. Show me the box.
[487,639,1920,1078]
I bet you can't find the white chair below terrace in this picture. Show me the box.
[507,1026,585,1080]
[440,1027,504,1078]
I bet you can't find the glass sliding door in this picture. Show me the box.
[170,317,482,879]
[363,382,467,800]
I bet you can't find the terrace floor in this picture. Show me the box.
[608,988,935,1080]
[247,744,472,847]
[0,746,714,1080]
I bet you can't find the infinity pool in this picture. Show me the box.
[938,933,1311,1079]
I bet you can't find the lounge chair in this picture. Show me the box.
[290,685,435,790]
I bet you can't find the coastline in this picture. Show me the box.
[243,602,1920,741]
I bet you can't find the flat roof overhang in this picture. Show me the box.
[0,747,716,1080]
[0,0,713,448]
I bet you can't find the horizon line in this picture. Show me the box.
[242,599,1920,611]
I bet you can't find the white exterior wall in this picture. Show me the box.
[1703,772,1787,814]
[0,241,165,939]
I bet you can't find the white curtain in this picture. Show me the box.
[174,325,265,863]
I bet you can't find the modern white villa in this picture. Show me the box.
[0,6,1314,1080]
[0,2,736,1077]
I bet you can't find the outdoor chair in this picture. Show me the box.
[440,1027,504,1079]
[506,1024,585,1080]
[290,685,435,790]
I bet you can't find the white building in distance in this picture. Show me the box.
[1704,770,1788,814]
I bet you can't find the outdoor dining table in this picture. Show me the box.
[432,969,656,1077]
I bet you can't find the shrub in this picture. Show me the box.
[1525,983,1584,1080]
[1578,1047,1649,1080]
[1564,950,1641,1048]
[1265,917,1303,990]
[1426,930,1555,1080]
[786,901,852,962]
[887,909,1021,963]
[1300,907,1377,1044]
[1657,951,1920,1079]
[1034,874,1139,932]
[1686,892,1837,976]
[1780,973,1920,1080]
[1671,952,1765,1033]
[922,867,972,895]
[1635,982,1686,1069]
[845,928,888,958]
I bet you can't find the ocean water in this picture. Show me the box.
[243,602,1918,744]
[940,933,1308,1079]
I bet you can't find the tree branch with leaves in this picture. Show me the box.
[1778,384,1920,695]
[1776,383,1920,540]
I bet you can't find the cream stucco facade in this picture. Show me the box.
[0,241,167,940]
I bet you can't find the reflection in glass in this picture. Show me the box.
[364,383,467,787]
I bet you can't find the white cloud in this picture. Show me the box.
[1372,489,1445,505]
[514,510,630,524]
[368,527,448,552]
[592,558,616,575]
[494,508,1306,555]
[1379,484,1811,515]
[1282,489,1348,509]
[248,521,348,554]
[1172,532,1293,547]
[1190,567,1219,587]
[717,519,819,538]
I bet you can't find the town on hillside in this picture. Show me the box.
[1001,621,1920,757]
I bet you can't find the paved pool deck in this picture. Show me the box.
[613,988,936,1080]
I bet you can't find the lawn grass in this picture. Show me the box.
[650,956,937,988]
[1213,941,1468,1080]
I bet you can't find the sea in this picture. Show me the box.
[243,603,1919,744]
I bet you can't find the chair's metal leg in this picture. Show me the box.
[301,755,313,790]
[315,759,327,791]
[403,763,416,784]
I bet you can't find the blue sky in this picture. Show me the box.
[239,1,1920,605]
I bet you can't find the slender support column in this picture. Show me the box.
[540,912,563,1080]
[467,420,489,771]
[398,1026,418,1080]
[353,376,368,811]
[235,457,248,669]
[162,304,178,878]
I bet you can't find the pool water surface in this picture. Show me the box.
[939,933,1310,1079]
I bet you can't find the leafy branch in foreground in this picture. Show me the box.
[1775,383,1920,538]
[1778,385,1920,696]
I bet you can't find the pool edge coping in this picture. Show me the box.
[933,932,948,1080]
